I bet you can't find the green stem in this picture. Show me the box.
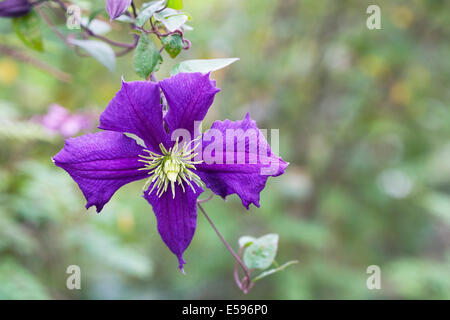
[197,202,253,293]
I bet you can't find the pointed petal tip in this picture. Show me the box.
[178,257,187,273]
[243,200,260,210]
[85,201,103,213]
[196,113,287,211]
[120,76,128,87]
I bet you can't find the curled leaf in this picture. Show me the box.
[161,34,183,58]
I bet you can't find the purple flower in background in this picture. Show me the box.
[0,0,32,18]
[106,0,131,21]
[53,73,288,270]
[35,104,94,138]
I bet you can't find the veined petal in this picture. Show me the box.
[53,131,147,212]
[159,72,220,138]
[196,113,288,209]
[144,183,203,271]
[106,0,132,21]
[99,80,169,151]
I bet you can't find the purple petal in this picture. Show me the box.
[159,72,220,138]
[144,184,203,271]
[106,0,131,21]
[53,131,147,212]
[99,80,169,151]
[196,113,288,209]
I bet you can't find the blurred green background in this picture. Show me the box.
[1,0,450,299]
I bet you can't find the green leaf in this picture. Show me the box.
[81,17,111,35]
[422,192,450,224]
[238,236,256,248]
[160,14,188,31]
[124,133,146,148]
[88,8,105,24]
[161,34,183,58]
[12,10,43,52]
[0,259,50,299]
[252,260,299,282]
[67,227,154,278]
[170,58,239,75]
[133,34,163,79]
[69,39,116,73]
[167,0,183,10]
[115,14,134,23]
[243,234,279,270]
[182,24,193,31]
[135,0,166,27]
[154,8,188,32]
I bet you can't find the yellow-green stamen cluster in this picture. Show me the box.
[138,138,204,198]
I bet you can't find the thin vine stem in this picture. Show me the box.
[130,1,137,18]
[52,0,136,49]
[234,247,254,293]
[50,0,191,57]
[197,202,253,293]
[35,5,68,46]
[197,192,214,204]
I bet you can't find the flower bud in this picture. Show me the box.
[0,0,32,18]
[106,0,132,21]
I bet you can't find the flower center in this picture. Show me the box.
[138,138,204,199]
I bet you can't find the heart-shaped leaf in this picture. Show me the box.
[133,33,163,79]
[243,234,279,270]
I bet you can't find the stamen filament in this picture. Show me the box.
[139,138,205,199]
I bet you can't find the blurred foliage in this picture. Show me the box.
[0,0,450,299]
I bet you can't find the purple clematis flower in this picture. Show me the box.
[0,0,32,18]
[106,0,131,21]
[53,72,288,270]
